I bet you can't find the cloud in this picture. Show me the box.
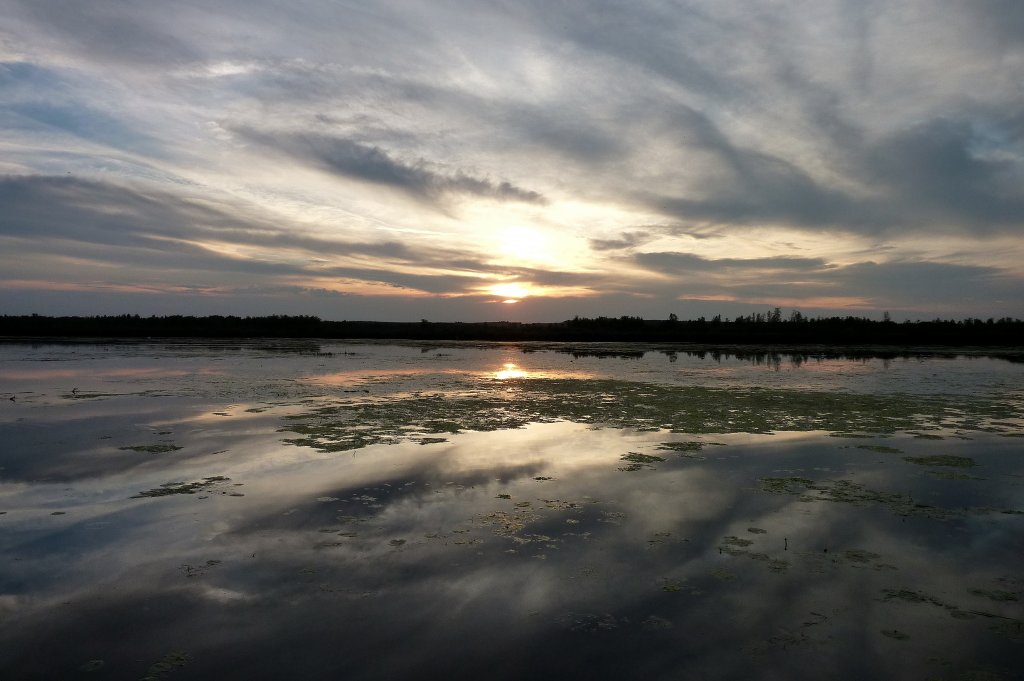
[5,0,199,66]
[860,118,1024,231]
[635,252,832,275]
[0,175,492,286]
[630,249,1017,313]
[588,231,651,252]
[236,129,546,206]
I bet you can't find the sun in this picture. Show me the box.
[488,282,531,301]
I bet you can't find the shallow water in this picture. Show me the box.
[1,341,1022,680]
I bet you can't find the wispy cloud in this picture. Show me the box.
[235,129,545,206]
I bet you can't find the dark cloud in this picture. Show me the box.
[629,249,1017,313]
[511,0,737,100]
[965,0,1024,46]
[633,105,866,229]
[830,260,1012,304]
[8,0,199,65]
[635,252,832,275]
[588,231,651,252]
[861,118,1024,231]
[640,110,1024,236]
[235,129,545,206]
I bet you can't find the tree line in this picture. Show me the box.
[1,311,1022,346]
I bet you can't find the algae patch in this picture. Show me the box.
[971,589,1019,602]
[881,629,910,640]
[132,476,231,498]
[759,476,954,518]
[618,452,665,471]
[277,378,1022,454]
[119,444,183,454]
[141,651,190,680]
[903,455,976,468]
[854,444,904,454]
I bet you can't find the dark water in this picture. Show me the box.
[1,341,1022,680]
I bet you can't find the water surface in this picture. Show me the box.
[1,341,1022,679]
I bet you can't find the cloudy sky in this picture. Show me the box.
[2,1,1022,321]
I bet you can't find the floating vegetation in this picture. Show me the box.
[927,470,982,480]
[717,535,789,573]
[657,441,706,452]
[278,378,1023,453]
[618,452,665,471]
[132,476,230,498]
[903,455,976,467]
[641,615,673,631]
[881,629,910,640]
[721,535,754,549]
[843,549,882,564]
[180,560,221,578]
[854,444,904,454]
[478,509,533,536]
[118,444,183,454]
[759,477,815,495]
[711,566,735,581]
[598,511,627,524]
[563,613,619,633]
[540,499,581,511]
[971,589,1019,602]
[989,619,1024,640]
[747,527,768,534]
[759,476,960,518]
[881,589,948,608]
[141,651,190,681]
[655,441,724,459]
[62,391,122,400]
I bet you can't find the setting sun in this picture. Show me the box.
[488,282,532,300]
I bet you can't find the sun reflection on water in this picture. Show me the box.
[494,362,529,380]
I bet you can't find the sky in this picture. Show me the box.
[1,0,1023,322]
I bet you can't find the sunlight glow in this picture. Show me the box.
[498,227,550,264]
[489,282,532,299]
[494,362,529,380]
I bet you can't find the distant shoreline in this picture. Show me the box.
[2,314,1022,350]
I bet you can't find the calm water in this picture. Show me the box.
[1,341,1022,680]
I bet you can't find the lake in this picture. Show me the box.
[1,340,1022,680]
